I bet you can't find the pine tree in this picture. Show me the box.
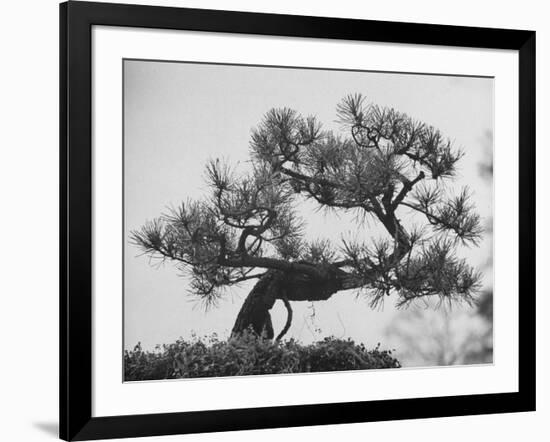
[132,94,482,341]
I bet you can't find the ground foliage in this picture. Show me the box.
[124,332,400,381]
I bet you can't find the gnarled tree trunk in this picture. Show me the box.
[230,272,278,339]
[230,265,347,340]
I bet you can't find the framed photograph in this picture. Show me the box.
[60,1,536,440]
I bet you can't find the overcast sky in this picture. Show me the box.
[123,59,493,351]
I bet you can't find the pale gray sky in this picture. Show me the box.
[123,59,493,351]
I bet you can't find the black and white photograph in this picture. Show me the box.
[123,59,494,381]
[1,0,543,440]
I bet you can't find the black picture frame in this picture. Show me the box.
[60,1,536,440]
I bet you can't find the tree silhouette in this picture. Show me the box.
[132,94,482,341]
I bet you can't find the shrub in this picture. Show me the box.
[124,332,400,381]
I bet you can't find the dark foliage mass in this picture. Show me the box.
[124,333,400,381]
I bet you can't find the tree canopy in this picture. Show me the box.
[132,93,482,318]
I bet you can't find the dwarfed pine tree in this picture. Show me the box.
[132,94,483,341]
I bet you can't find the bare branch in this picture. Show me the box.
[392,171,425,209]
[275,297,293,341]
